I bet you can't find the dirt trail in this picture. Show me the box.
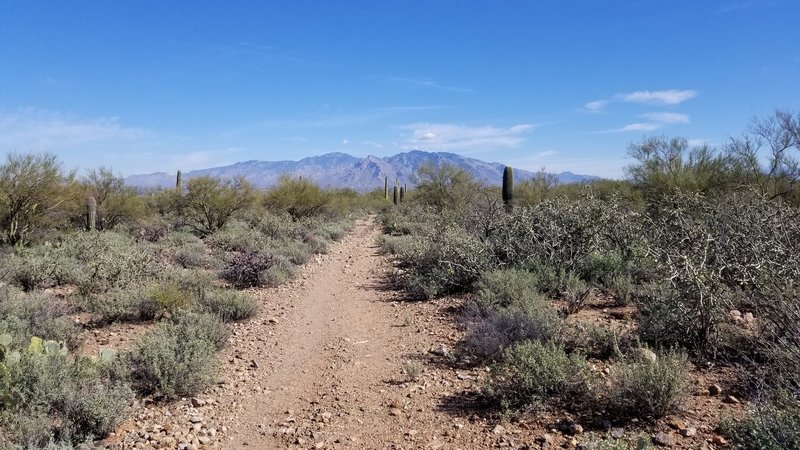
[109,217,499,450]
[224,217,410,447]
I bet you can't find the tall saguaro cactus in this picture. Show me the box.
[393,185,399,205]
[399,186,405,202]
[86,196,97,231]
[384,176,389,200]
[176,170,183,194]
[502,166,514,209]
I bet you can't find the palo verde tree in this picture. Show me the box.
[0,152,74,245]
[81,167,147,229]
[180,175,255,236]
[626,136,731,200]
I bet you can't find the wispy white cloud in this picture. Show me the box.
[384,77,473,93]
[0,107,156,149]
[341,139,349,145]
[400,123,536,152]
[640,112,690,123]
[583,89,698,112]
[584,100,609,112]
[613,123,665,132]
[615,89,698,105]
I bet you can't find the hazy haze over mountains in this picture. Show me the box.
[125,150,598,191]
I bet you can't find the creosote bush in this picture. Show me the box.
[200,289,259,322]
[127,311,228,399]
[605,349,690,420]
[486,339,587,413]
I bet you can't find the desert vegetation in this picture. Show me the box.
[0,160,380,448]
[380,110,800,448]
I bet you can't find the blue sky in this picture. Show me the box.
[1,1,798,178]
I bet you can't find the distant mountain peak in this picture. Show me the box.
[125,150,600,191]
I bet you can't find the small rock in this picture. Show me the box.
[610,428,625,439]
[189,415,203,424]
[250,359,259,369]
[191,397,206,407]
[681,427,697,437]
[564,423,583,435]
[492,424,505,434]
[711,436,728,445]
[723,395,740,404]
[709,384,723,396]
[197,436,211,445]
[652,432,675,447]
[668,418,686,430]
[430,343,450,357]
[389,408,402,417]
[636,348,658,363]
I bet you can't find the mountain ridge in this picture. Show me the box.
[125,150,600,191]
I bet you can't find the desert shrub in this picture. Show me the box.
[636,281,732,351]
[394,225,495,298]
[83,287,148,324]
[200,289,259,322]
[157,267,214,300]
[563,273,592,315]
[605,349,689,420]
[149,283,193,316]
[269,239,312,265]
[68,231,155,293]
[0,345,131,446]
[723,395,800,450]
[486,340,587,412]
[579,250,627,287]
[5,245,81,291]
[608,274,634,306]
[315,220,350,242]
[258,256,296,287]
[246,211,296,238]
[222,249,277,288]
[474,269,545,311]
[173,243,213,269]
[205,220,267,252]
[127,311,227,399]
[0,291,79,350]
[463,302,563,361]
[376,234,403,255]
[588,325,629,359]
[135,216,169,243]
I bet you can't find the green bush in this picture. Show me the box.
[69,231,155,293]
[83,287,148,324]
[264,176,332,219]
[0,345,131,446]
[173,243,214,269]
[149,283,193,316]
[200,289,259,322]
[474,269,546,311]
[464,302,563,361]
[205,220,267,252]
[486,340,587,412]
[0,291,79,350]
[605,349,689,420]
[127,311,227,399]
[394,225,495,298]
[723,396,800,450]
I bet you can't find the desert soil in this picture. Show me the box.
[102,217,741,450]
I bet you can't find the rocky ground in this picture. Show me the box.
[97,218,745,449]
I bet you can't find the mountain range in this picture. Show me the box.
[125,150,599,191]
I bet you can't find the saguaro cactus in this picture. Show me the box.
[176,170,183,194]
[399,186,405,202]
[393,185,399,205]
[384,176,389,200]
[86,196,97,231]
[502,166,514,208]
